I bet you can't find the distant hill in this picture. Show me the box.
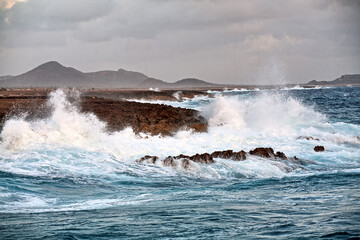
[306,74,360,85]
[0,61,88,88]
[137,77,215,88]
[0,75,13,81]
[172,78,216,87]
[85,69,148,88]
[0,61,150,88]
[138,78,170,88]
[0,61,216,89]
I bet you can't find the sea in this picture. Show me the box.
[0,86,359,239]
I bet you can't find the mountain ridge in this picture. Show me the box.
[0,61,215,88]
[306,74,360,85]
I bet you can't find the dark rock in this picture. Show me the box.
[136,155,158,164]
[211,150,233,159]
[173,154,190,160]
[275,151,287,160]
[162,156,176,167]
[314,146,325,152]
[249,147,275,158]
[0,89,209,136]
[81,97,209,136]
[189,153,214,164]
[232,150,247,161]
[137,147,294,169]
[181,159,190,169]
[211,150,246,161]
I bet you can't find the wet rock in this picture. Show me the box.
[297,136,320,141]
[211,150,246,161]
[0,89,209,136]
[189,153,214,164]
[190,123,208,132]
[314,146,325,152]
[181,159,191,169]
[211,150,233,159]
[136,155,158,164]
[173,154,190,160]
[80,97,209,136]
[249,147,275,158]
[275,151,287,160]
[137,147,295,169]
[162,156,176,167]
[232,151,247,161]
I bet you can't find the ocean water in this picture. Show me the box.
[0,86,359,239]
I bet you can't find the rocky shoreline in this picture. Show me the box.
[0,88,328,172]
[0,89,208,135]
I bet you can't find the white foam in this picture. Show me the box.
[149,87,161,92]
[205,92,325,136]
[0,89,358,181]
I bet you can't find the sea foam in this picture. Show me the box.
[0,89,359,180]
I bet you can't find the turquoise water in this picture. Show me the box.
[1,87,359,239]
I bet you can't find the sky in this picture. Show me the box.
[0,0,359,84]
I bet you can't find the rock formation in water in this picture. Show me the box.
[314,146,325,152]
[249,147,288,159]
[136,148,292,169]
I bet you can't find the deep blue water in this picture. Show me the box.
[0,86,359,239]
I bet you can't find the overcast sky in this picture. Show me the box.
[0,0,359,84]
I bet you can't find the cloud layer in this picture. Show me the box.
[0,0,359,84]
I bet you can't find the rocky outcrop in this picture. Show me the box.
[314,146,325,152]
[275,151,288,160]
[249,147,275,158]
[211,150,247,161]
[0,89,208,136]
[249,147,288,159]
[81,97,208,135]
[84,89,211,102]
[190,153,214,164]
[136,147,291,170]
[138,155,159,164]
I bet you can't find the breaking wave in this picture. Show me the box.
[0,89,358,180]
[0,88,359,216]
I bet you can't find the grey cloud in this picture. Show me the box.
[1,0,114,31]
[0,0,359,84]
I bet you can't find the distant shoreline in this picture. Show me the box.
[1,85,358,137]
[1,61,359,89]
[1,82,359,92]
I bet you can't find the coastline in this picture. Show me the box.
[0,88,208,136]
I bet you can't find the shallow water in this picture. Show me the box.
[1,86,359,239]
